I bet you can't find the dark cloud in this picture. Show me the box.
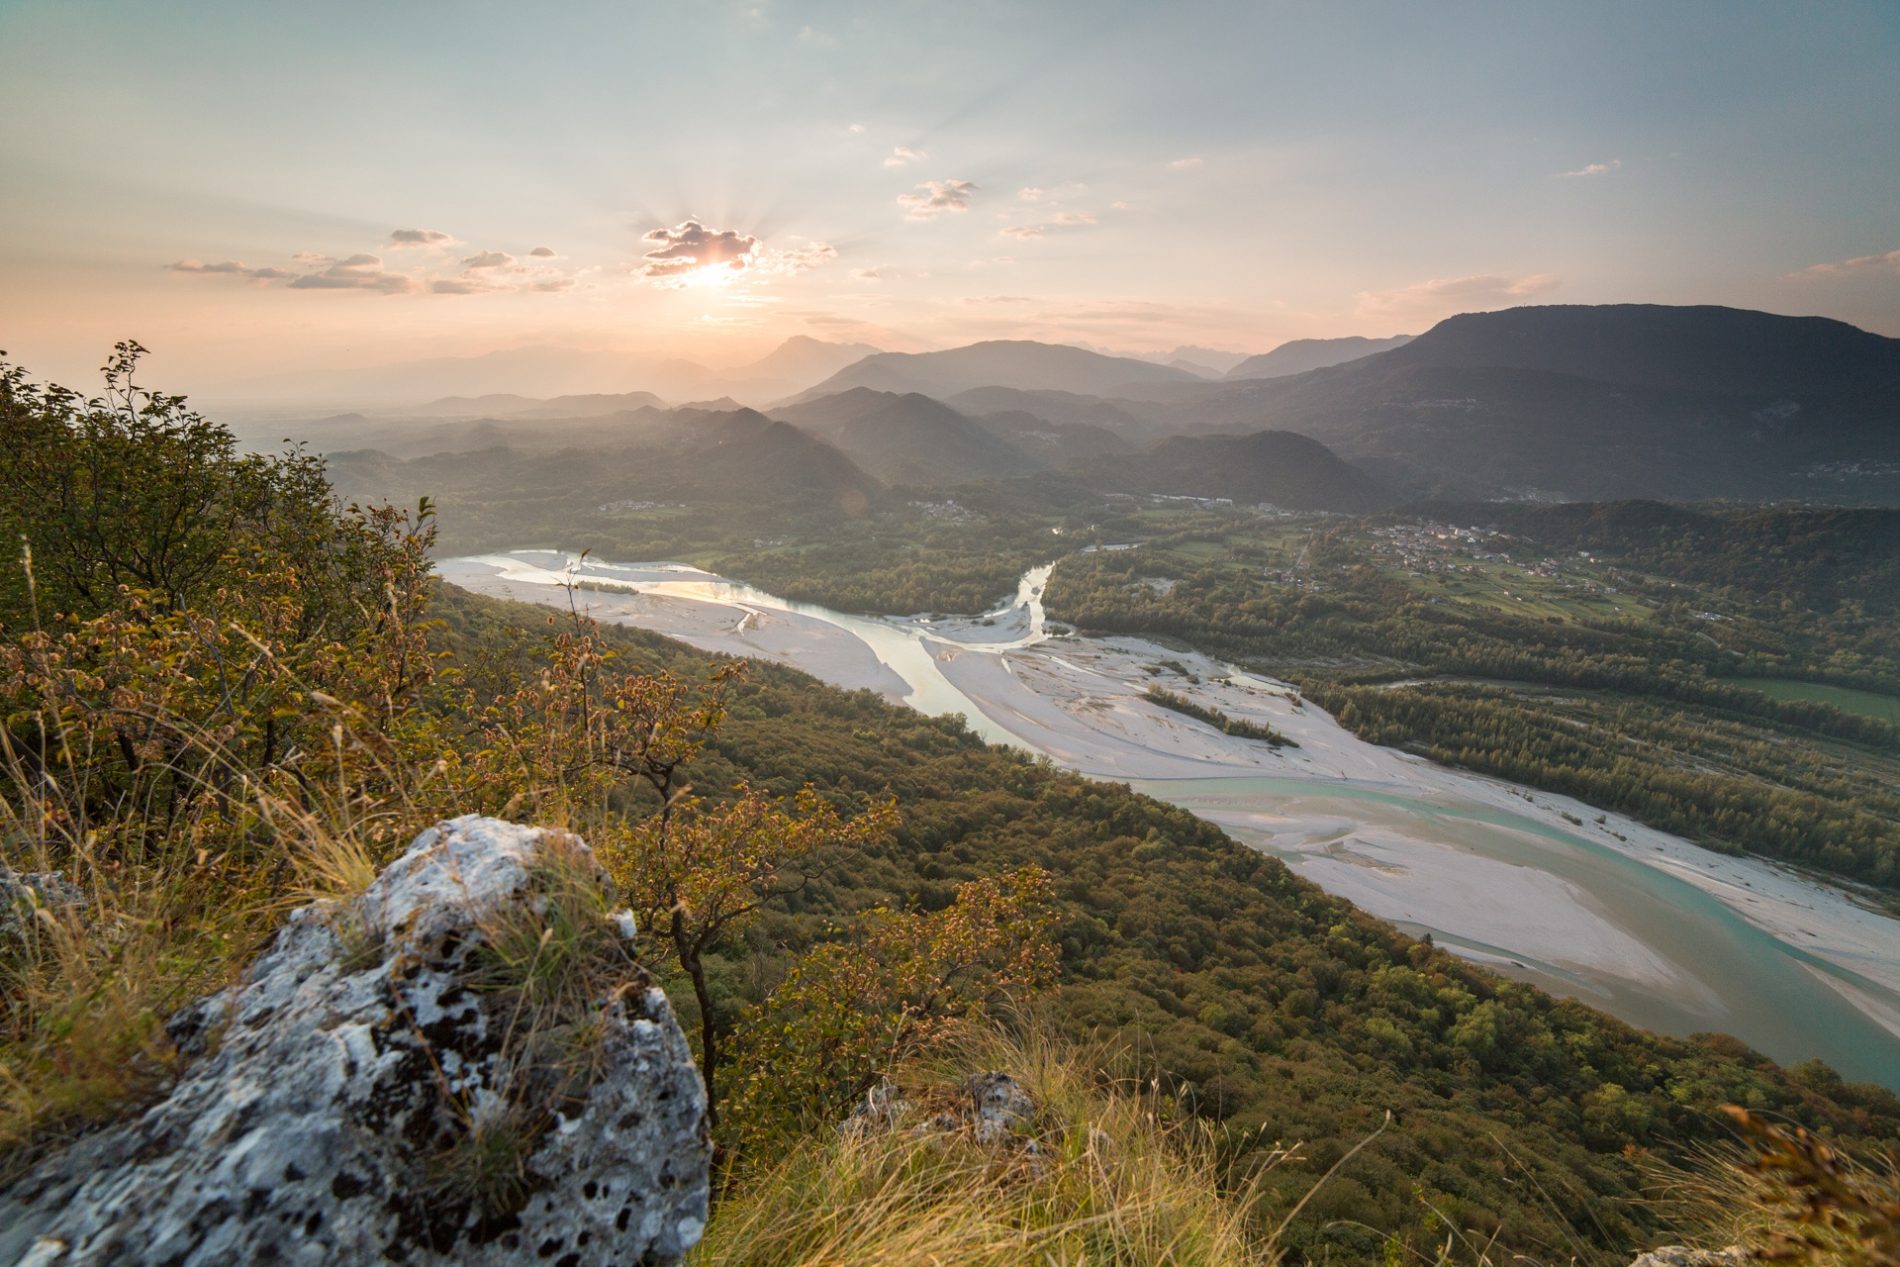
[640,220,759,278]
[529,246,557,258]
[461,250,516,270]
[389,228,455,248]
[897,179,977,220]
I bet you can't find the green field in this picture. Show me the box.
[1735,677,1900,724]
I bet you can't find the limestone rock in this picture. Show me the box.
[0,866,81,938]
[844,1070,1038,1152]
[1629,1248,1748,1267]
[0,815,711,1267]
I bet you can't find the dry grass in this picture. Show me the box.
[694,1020,1307,1267]
[1645,1107,1900,1267]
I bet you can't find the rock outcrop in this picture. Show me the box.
[0,815,711,1267]
[0,866,81,939]
[1628,1249,1747,1267]
[844,1070,1039,1152]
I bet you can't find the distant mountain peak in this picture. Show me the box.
[1225,334,1414,381]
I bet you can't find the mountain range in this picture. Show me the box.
[305,304,1900,508]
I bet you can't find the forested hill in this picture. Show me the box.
[1144,304,1900,502]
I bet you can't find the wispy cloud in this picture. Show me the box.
[1167,156,1203,170]
[1557,159,1621,178]
[1017,186,1044,202]
[286,253,417,293]
[166,259,292,281]
[897,179,977,220]
[1356,272,1559,320]
[1000,210,1097,239]
[1786,248,1900,280]
[882,145,927,168]
[388,228,457,248]
[168,235,578,297]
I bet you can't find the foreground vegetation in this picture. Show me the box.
[7,352,1900,1264]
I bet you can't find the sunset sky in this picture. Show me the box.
[3,0,1897,398]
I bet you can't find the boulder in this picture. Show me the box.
[0,815,711,1267]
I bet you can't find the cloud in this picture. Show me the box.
[169,236,580,297]
[757,240,838,276]
[846,122,866,134]
[286,253,417,293]
[796,24,835,46]
[388,228,456,248]
[1167,156,1203,170]
[166,259,291,281]
[1110,200,1130,210]
[897,179,977,220]
[1000,210,1097,239]
[882,145,927,168]
[1017,186,1044,202]
[1356,272,1560,320]
[640,219,760,277]
[853,267,882,281]
[1786,248,1900,280]
[1557,159,1621,178]
[636,220,835,285]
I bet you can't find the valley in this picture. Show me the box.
[440,549,1900,1087]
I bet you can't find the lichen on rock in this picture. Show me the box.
[0,815,711,1267]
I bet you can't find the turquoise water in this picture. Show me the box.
[1131,776,1900,1088]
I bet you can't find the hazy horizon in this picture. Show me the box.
[4,0,1897,403]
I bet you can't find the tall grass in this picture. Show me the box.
[694,1020,1301,1267]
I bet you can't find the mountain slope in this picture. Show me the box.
[1160,305,1900,501]
[774,389,1036,485]
[1225,334,1413,380]
[1379,303,1900,395]
[790,340,1198,403]
[731,336,883,394]
[1085,429,1394,512]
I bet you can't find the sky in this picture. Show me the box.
[2,0,1897,398]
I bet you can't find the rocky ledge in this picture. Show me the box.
[0,815,711,1267]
